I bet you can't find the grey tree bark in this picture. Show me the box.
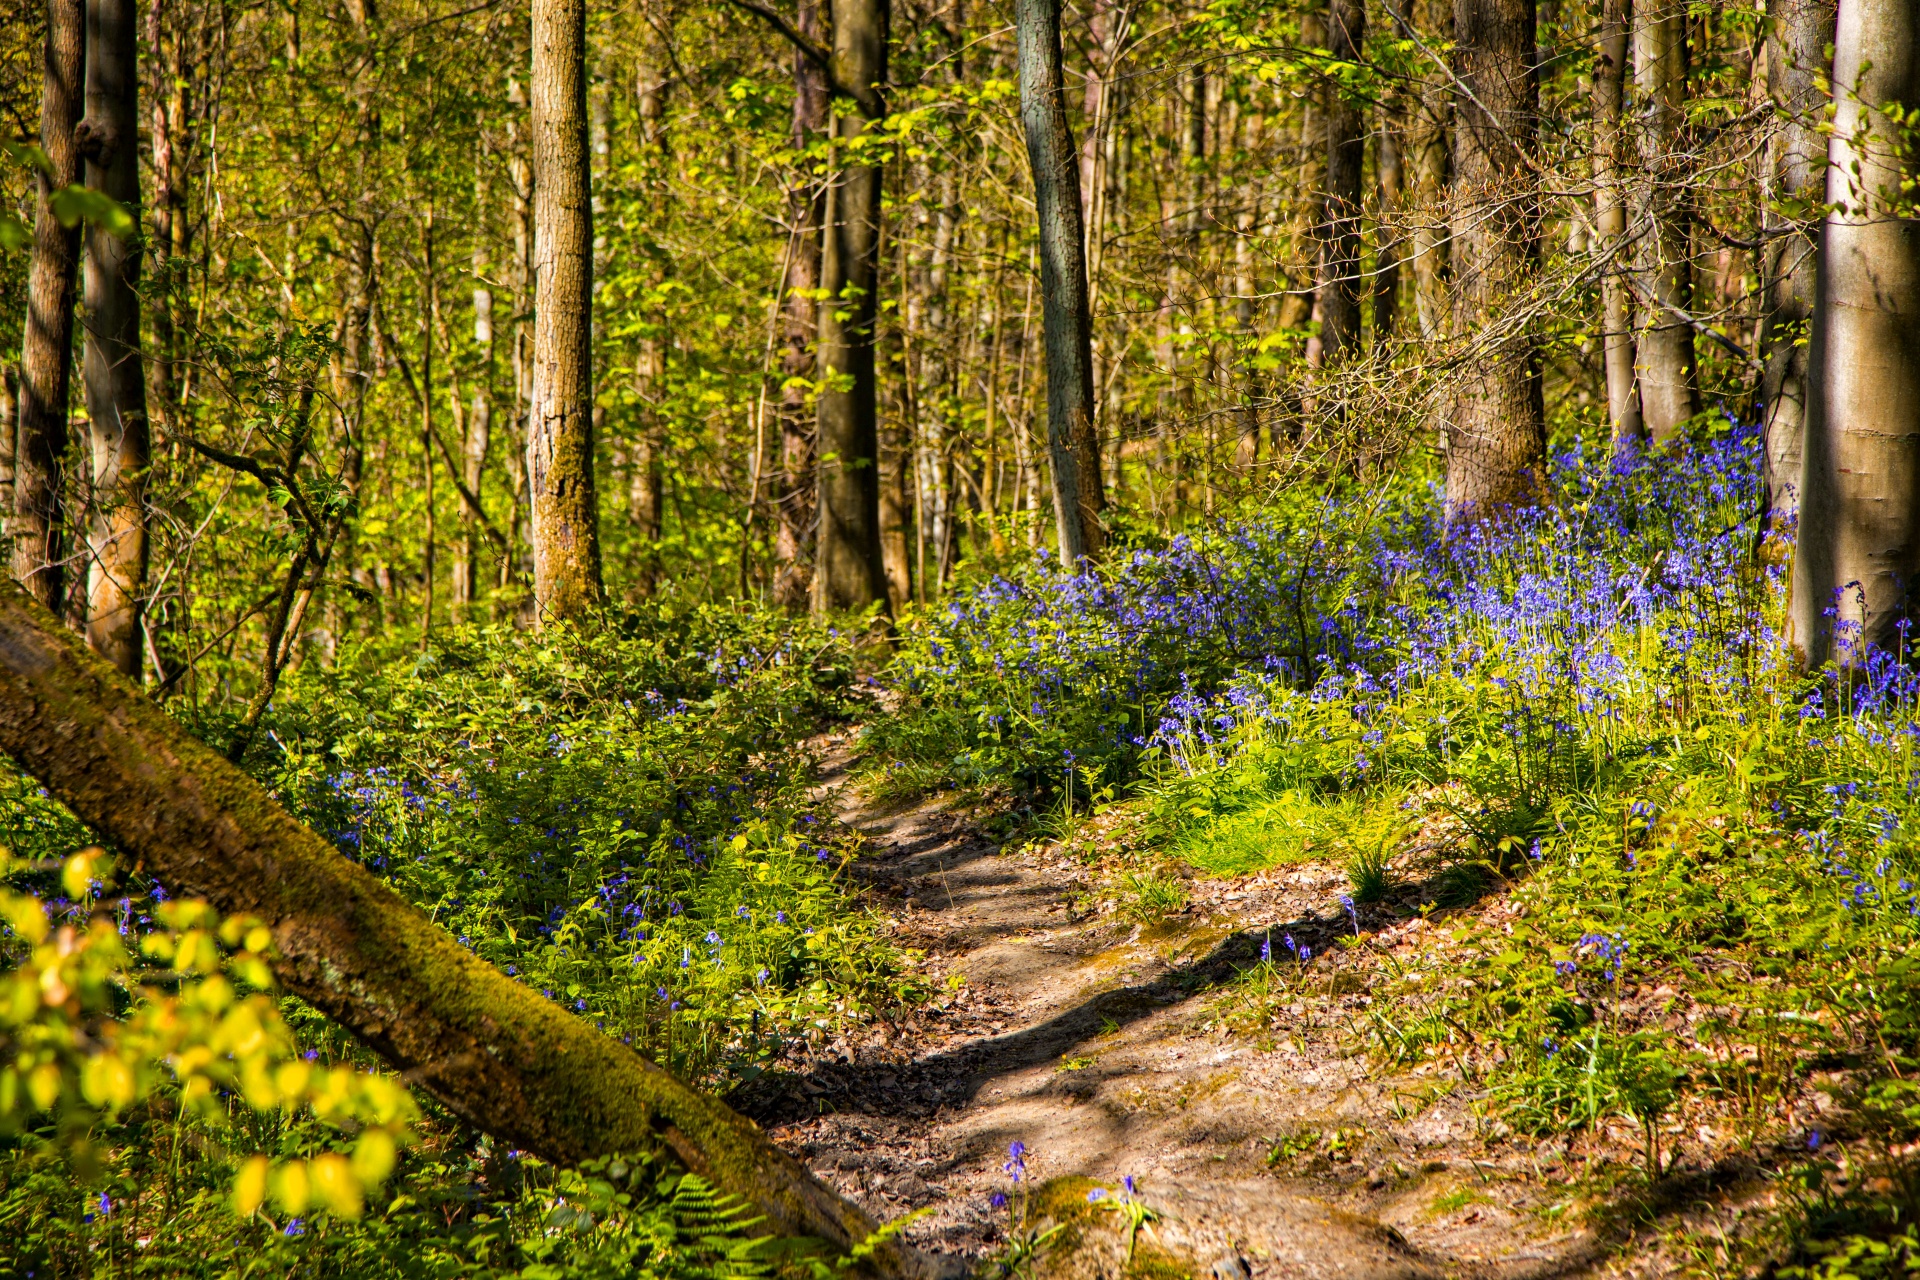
[1593,0,1644,451]
[527,0,603,623]
[1760,0,1837,521]
[1404,0,1451,341]
[1445,0,1545,522]
[811,0,891,614]
[1318,0,1367,363]
[80,0,150,677]
[13,0,83,615]
[1631,0,1699,442]
[1015,0,1104,563]
[1787,0,1920,666]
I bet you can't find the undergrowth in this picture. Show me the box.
[0,603,916,1277]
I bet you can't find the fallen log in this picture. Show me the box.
[0,579,931,1277]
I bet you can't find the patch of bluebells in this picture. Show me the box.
[890,427,1783,791]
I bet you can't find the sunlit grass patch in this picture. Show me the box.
[1170,790,1326,876]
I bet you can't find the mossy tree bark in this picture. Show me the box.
[1015,0,1104,564]
[13,0,83,615]
[528,0,604,624]
[1444,0,1545,522]
[1787,0,1920,666]
[0,577,934,1279]
[80,0,150,678]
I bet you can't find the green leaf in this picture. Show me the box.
[49,185,135,238]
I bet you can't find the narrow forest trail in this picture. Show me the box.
[734,732,1642,1280]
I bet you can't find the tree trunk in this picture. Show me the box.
[1016,0,1103,564]
[1404,0,1450,341]
[81,0,150,678]
[1631,0,1698,442]
[0,579,939,1279]
[13,0,83,615]
[1786,0,1920,666]
[1445,0,1545,521]
[456,220,494,620]
[1760,0,1836,521]
[774,0,826,614]
[1593,0,1643,451]
[1373,116,1402,352]
[1318,0,1366,364]
[527,0,603,623]
[812,0,890,614]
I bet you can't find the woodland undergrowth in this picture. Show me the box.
[875,421,1920,1275]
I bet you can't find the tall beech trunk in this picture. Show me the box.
[1631,0,1698,441]
[812,0,890,614]
[1318,0,1366,364]
[1786,0,1920,666]
[13,0,83,614]
[1445,0,1545,521]
[81,0,150,677]
[1373,117,1402,351]
[1015,0,1103,562]
[527,0,602,623]
[1760,0,1836,521]
[1405,0,1450,340]
[0,578,937,1279]
[774,0,826,614]
[1593,0,1644,451]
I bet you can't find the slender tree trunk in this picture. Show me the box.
[1405,0,1450,340]
[774,0,825,613]
[527,0,602,623]
[1760,0,1836,521]
[812,0,890,614]
[1318,0,1366,363]
[1631,0,1698,441]
[419,211,438,641]
[81,0,150,677]
[1373,116,1402,351]
[1786,0,1920,666]
[1594,0,1644,451]
[13,0,83,615]
[457,205,494,619]
[1015,0,1103,563]
[1445,0,1545,521]
[0,579,939,1280]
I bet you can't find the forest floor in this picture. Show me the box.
[733,730,1814,1279]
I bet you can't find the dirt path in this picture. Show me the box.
[738,735,1610,1280]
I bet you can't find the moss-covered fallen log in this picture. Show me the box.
[0,580,932,1277]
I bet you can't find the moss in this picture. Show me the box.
[1125,1243,1195,1280]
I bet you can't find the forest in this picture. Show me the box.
[1,0,1919,1272]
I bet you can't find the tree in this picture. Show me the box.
[1786,0,1920,666]
[0,576,937,1279]
[1317,0,1366,365]
[811,0,891,615]
[13,0,83,615]
[1759,0,1836,520]
[1631,0,1698,442]
[1445,0,1545,520]
[1015,0,1104,562]
[81,0,151,677]
[527,0,604,623]
[1592,0,1643,451]
[774,0,827,613]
